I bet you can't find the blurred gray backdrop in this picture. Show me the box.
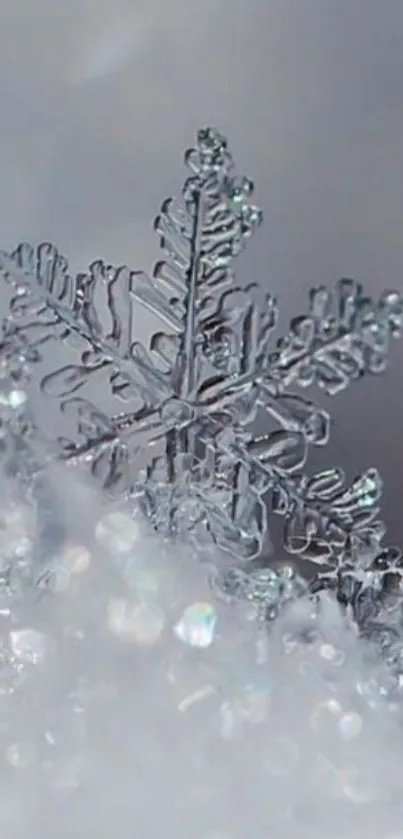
[0,0,402,547]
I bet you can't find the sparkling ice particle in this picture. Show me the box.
[95,512,142,553]
[174,603,218,648]
[9,628,47,664]
[107,598,165,645]
[338,710,363,740]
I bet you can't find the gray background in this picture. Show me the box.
[1,0,402,547]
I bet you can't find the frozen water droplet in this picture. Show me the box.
[338,710,363,740]
[6,742,32,768]
[174,603,217,648]
[107,598,164,645]
[0,503,35,563]
[8,389,27,410]
[62,543,91,575]
[95,512,141,553]
[9,628,47,664]
[319,643,345,665]
[310,698,342,733]
[17,537,32,558]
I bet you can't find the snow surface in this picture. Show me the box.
[0,466,402,839]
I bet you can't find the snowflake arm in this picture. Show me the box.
[269,280,402,394]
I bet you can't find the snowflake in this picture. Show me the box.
[0,127,401,613]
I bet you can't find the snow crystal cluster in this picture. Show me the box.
[0,493,402,839]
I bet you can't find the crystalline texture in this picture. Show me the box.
[0,127,401,590]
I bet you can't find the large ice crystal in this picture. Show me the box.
[0,128,402,839]
[0,127,401,616]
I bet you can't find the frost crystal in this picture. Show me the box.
[0,126,401,617]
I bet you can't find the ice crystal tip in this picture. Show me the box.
[0,127,400,624]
